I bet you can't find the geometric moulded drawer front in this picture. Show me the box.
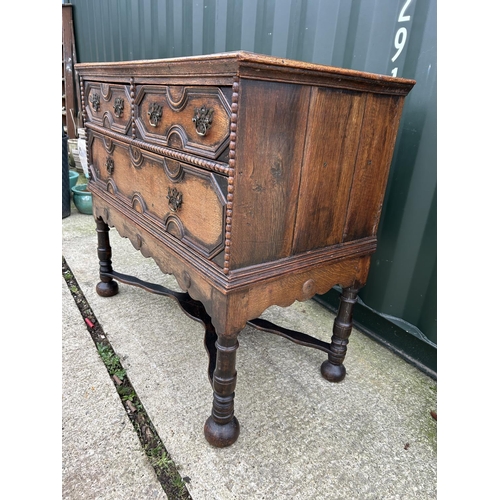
[89,132,227,262]
[134,85,232,161]
[84,82,133,136]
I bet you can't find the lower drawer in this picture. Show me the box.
[89,132,228,262]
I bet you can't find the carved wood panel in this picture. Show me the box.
[134,85,232,160]
[84,82,133,135]
[89,132,227,261]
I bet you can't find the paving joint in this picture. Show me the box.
[62,256,192,500]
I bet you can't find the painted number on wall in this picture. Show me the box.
[391,0,412,77]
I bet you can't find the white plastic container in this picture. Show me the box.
[77,128,88,178]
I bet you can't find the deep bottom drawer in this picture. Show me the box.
[89,132,228,262]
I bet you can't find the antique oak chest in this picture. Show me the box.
[76,51,414,447]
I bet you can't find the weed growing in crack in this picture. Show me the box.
[156,452,174,469]
[172,475,187,492]
[96,342,124,379]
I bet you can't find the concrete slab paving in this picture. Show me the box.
[62,271,167,499]
[62,206,437,499]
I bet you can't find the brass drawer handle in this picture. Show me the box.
[167,187,183,212]
[192,105,214,136]
[114,97,124,117]
[106,156,114,175]
[90,92,100,111]
[148,102,163,127]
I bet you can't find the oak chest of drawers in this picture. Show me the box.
[76,51,414,447]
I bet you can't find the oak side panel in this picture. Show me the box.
[292,88,366,254]
[343,93,405,241]
[229,79,310,269]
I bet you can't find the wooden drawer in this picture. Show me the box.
[134,85,232,160]
[89,132,228,262]
[84,82,133,135]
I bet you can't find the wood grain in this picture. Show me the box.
[342,93,405,241]
[230,79,310,268]
[90,133,225,258]
[292,87,365,253]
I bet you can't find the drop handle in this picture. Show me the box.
[148,102,163,127]
[192,105,214,136]
[167,187,183,212]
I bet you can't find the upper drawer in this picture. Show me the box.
[134,85,232,160]
[84,82,133,135]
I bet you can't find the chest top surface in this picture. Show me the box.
[76,50,414,91]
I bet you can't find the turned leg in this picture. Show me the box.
[204,335,240,447]
[321,286,359,382]
[95,217,119,297]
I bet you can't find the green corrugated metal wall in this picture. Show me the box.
[66,0,437,376]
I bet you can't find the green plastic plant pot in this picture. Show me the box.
[71,184,93,215]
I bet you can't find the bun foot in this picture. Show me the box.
[96,280,119,297]
[321,360,346,382]
[204,416,240,448]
